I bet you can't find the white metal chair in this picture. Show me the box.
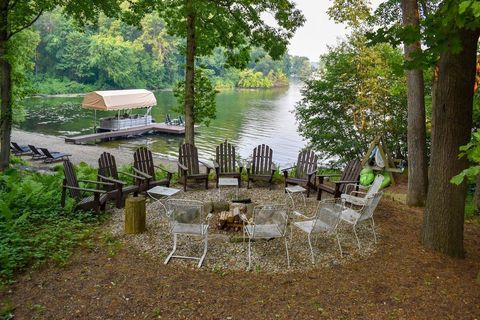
[293,198,344,263]
[164,199,211,268]
[341,174,384,206]
[340,192,383,249]
[241,204,290,270]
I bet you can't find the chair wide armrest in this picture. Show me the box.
[154,165,175,175]
[199,160,214,169]
[118,171,146,180]
[281,166,295,173]
[98,175,125,185]
[78,179,114,186]
[334,180,360,185]
[212,160,220,169]
[133,167,152,179]
[316,173,341,178]
[177,161,188,172]
[64,185,106,194]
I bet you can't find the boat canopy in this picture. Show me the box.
[82,89,157,111]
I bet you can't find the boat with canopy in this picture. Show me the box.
[82,89,157,132]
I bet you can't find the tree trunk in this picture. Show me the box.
[421,30,480,258]
[0,1,11,171]
[401,0,428,207]
[184,0,195,145]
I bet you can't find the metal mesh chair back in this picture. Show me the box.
[312,198,344,232]
[165,199,206,234]
[252,204,288,238]
[358,192,383,222]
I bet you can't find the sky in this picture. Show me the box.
[287,0,382,61]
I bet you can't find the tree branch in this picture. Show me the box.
[7,9,43,40]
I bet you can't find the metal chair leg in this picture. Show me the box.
[247,238,252,270]
[353,225,361,250]
[307,233,315,264]
[284,237,290,268]
[198,232,208,268]
[164,233,177,265]
[370,218,377,243]
[335,231,343,257]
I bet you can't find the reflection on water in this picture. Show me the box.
[19,84,306,166]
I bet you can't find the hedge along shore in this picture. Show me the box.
[11,129,177,169]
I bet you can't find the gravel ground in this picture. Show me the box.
[11,129,176,170]
[107,187,377,273]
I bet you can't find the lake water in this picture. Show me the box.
[19,83,307,166]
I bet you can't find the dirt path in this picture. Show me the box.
[2,199,479,319]
[11,129,176,169]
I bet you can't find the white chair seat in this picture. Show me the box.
[293,219,331,233]
[172,223,208,235]
[245,224,282,238]
[340,208,361,224]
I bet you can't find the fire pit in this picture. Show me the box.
[217,201,253,231]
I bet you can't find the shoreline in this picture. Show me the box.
[11,129,176,169]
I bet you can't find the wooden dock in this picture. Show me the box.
[65,123,185,144]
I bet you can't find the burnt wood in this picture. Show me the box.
[282,149,318,197]
[178,143,212,191]
[214,140,243,188]
[317,159,362,200]
[98,152,140,208]
[61,159,110,212]
[133,147,172,192]
[246,144,276,190]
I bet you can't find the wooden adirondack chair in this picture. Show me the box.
[246,144,276,190]
[61,159,111,212]
[317,159,362,200]
[98,152,141,208]
[213,140,243,188]
[282,149,318,197]
[178,143,213,191]
[133,147,173,192]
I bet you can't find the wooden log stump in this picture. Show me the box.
[124,195,146,234]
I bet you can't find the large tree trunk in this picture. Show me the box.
[401,0,428,207]
[421,30,480,258]
[184,0,195,145]
[0,0,11,171]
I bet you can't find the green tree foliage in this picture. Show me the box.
[173,68,218,127]
[451,129,480,185]
[295,34,407,163]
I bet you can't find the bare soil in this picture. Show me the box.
[1,198,479,319]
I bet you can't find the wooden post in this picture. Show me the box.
[125,196,146,234]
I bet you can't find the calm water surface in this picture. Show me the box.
[19,84,306,166]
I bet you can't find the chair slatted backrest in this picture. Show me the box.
[216,140,237,174]
[98,152,118,192]
[295,149,318,179]
[134,147,156,182]
[251,144,273,175]
[63,159,81,200]
[179,143,200,175]
[339,159,362,194]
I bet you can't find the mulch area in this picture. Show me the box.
[1,198,480,319]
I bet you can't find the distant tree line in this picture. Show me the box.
[30,10,313,94]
